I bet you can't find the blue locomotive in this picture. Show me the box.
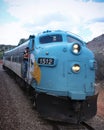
[3,30,98,123]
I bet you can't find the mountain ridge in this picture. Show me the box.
[87,34,104,53]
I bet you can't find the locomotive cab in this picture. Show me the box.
[33,30,96,99]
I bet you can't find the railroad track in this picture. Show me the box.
[81,122,95,130]
[46,120,95,130]
[8,72,95,130]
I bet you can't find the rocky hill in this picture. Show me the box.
[87,34,104,81]
[87,34,104,54]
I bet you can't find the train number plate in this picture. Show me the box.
[38,58,54,65]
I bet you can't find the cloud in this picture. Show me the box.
[82,0,104,2]
[88,17,104,24]
[6,0,101,23]
[87,22,104,39]
[92,0,104,2]
[0,0,104,45]
[0,22,29,44]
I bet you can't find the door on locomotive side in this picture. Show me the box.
[28,36,41,86]
[27,37,35,84]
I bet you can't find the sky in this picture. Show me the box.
[0,0,104,45]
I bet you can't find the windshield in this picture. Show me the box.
[67,35,83,44]
[39,34,63,44]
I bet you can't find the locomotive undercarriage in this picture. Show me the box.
[35,93,98,124]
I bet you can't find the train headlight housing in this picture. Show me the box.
[72,43,81,54]
[72,64,80,73]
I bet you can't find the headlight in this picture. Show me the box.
[72,64,80,73]
[72,43,81,54]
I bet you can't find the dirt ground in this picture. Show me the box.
[0,63,104,130]
[0,64,52,130]
[96,81,104,118]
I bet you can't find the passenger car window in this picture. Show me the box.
[39,34,62,44]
